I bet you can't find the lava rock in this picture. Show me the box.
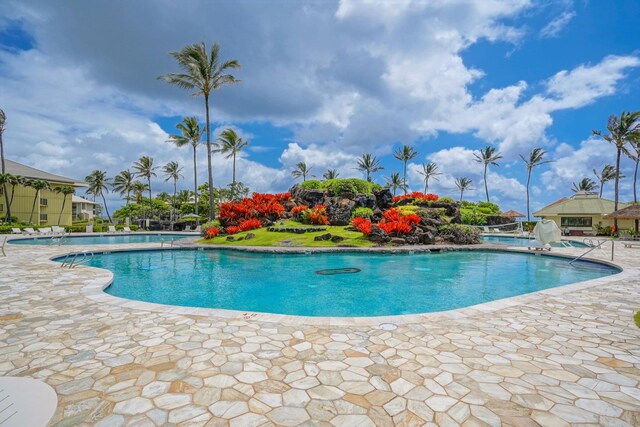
[390,237,406,245]
[314,233,332,241]
[330,235,345,243]
[244,233,256,240]
[373,188,393,209]
[226,236,235,241]
[369,226,390,243]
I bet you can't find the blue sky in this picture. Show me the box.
[1,0,639,214]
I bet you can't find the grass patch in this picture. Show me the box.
[635,311,640,328]
[199,220,373,247]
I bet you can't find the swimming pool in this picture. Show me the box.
[482,235,590,248]
[87,249,618,317]
[11,233,195,245]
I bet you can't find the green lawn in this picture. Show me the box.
[198,220,373,247]
[635,311,640,328]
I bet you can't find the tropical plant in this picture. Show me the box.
[168,116,203,223]
[385,172,406,196]
[593,111,640,228]
[0,109,10,223]
[163,161,183,223]
[627,137,640,202]
[216,128,248,190]
[418,162,441,194]
[85,170,113,223]
[393,145,419,194]
[291,162,313,182]
[159,42,241,220]
[323,169,339,180]
[520,147,551,221]
[593,164,618,198]
[131,181,148,204]
[112,170,135,205]
[356,153,383,182]
[572,178,598,193]
[132,156,157,221]
[455,177,473,201]
[26,179,49,224]
[54,186,75,225]
[473,146,502,203]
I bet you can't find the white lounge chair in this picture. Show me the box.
[194,225,202,233]
[51,226,65,234]
[11,227,22,234]
[623,241,640,249]
[483,226,490,233]
[527,239,551,251]
[184,225,192,232]
[23,227,36,235]
[493,228,501,233]
[108,225,117,233]
[38,227,52,235]
[123,226,132,233]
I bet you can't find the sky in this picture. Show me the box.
[1,0,639,215]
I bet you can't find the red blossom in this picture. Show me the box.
[352,217,372,236]
[204,227,220,239]
[239,218,262,231]
[225,226,240,235]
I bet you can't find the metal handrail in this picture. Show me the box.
[569,239,609,265]
[59,251,93,268]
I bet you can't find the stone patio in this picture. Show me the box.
[0,236,639,426]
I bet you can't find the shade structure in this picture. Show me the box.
[500,210,526,218]
[604,203,640,232]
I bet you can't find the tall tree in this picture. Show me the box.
[323,169,339,180]
[112,170,135,205]
[455,177,473,201]
[0,109,10,223]
[54,186,75,225]
[418,162,442,193]
[131,181,148,205]
[356,153,383,182]
[27,179,50,225]
[385,172,406,196]
[159,42,241,220]
[593,111,640,229]
[163,161,183,223]
[593,164,618,198]
[291,162,313,182]
[473,146,503,203]
[85,170,113,223]
[520,148,551,221]
[216,128,248,188]
[7,174,22,214]
[572,178,598,193]
[168,117,203,223]
[393,145,419,194]
[627,137,640,202]
[132,156,157,222]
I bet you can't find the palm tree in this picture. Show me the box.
[323,169,339,180]
[132,156,157,221]
[159,42,241,221]
[473,146,503,203]
[593,111,640,229]
[0,109,10,223]
[593,164,618,198]
[131,181,148,205]
[85,170,112,223]
[163,161,183,223]
[418,162,442,193]
[455,177,473,201]
[54,186,75,225]
[112,170,135,205]
[627,138,640,202]
[572,178,598,193]
[520,148,551,221]
[385,172,406,196]
[291,162,313,182]
[27,179,49,225]
[356,153,383,182]
[393,145,419,194]
[7,174,22,214]
[216,128,248,188]
[168,117,203,223]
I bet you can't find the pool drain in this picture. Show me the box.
[315,268,361,275]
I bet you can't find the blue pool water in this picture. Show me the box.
[482,235,589,248]
[87,249,618,317]
[10,233,195,245]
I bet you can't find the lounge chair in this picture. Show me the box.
[493,228,501,233]
[527,240,551,251]
[194,225,202,233]
[23,227,36,235]
[620,232,633,240]
[51,226,65,234]
[184,225,192,232]
[123,226,132,233]
[108,225,117,233]
[623,241,640,249]
[11,228,22,234]
[483,226,490,233]
[38,227,52,235]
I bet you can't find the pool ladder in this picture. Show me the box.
[49,233,68,246]
[60,251,94,268]
[569,239,609,265]
[159,236,175,248]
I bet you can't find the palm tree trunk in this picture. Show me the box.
[126,190,130,206]
[599,180,603,198]
[0,132,10,224]
[526,170,531,221]
[101,193,112,224]
[614,147,621,231]
[634,158,639,203]
[193,145,199,226]
[460,189,464,201]
[232,153,236,185]
[9,184,16,211]
[403,161,408,195]
[148,177,152,220]
[484,164,489,202]
[173,179,177,224]
[205,94,215,221]
[29,191,38,224]
[58,194,66,225]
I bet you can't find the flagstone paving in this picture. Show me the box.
[0,236,639,426]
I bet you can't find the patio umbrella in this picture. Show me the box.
[603,204,640,232]
[500,210,526,218]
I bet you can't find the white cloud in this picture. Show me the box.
[540,11,575,39]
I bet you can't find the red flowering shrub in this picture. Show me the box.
[219,192,289,225]
[225,226,240,235]
[376,208,422,236]
[378,220,412,235]
[309,205,329,225]
[352,217,372,236]
[204,227,220,239]
[239,218,262,231]
[291,205,309,215]
[382,207,403,222]
[392,192,439,203]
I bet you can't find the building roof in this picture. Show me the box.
[500,210,525,218]
[72,195,98,205]
[533,191,629,217]
[4,159,84,186]
[603,203,640,219]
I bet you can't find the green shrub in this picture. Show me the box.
[321,178,381,196]
[460,210,487,225]
[439,196,455,203]
[416,208,446,220]
[438,224,481,244]
[398,205,419,215]
[351,207,374,219]
[300,180,323,190]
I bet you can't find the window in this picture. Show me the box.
[40,213,48,222]
[40,198,48,206]
[560,217,592,227]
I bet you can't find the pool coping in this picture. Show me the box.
[56,243,634,326]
